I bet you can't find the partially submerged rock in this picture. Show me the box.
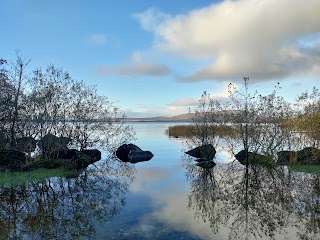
[38,134,71,155]
[185,144,216,160]
[116,144,153,163]
[57,149,102,169]
[129,150,154,163]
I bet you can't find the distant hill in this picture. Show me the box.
[125,113,194,122]
[125,110,242,122]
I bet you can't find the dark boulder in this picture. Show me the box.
[0,150,27,171]
[38,134,71,152]
[185,144,216,160]
[277,151,297,164]
[82,149,101,162]
[57,149,102,169]
[115,144,153,163]
[196,160,216,169]
[297,147,320,164]
[277,147,320,165]
[115,144,142,162]
[16,137,37,152]
[0,133,9,150]
[235,150,268,165]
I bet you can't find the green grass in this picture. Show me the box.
[289,164,320,176]
[0,168,76,186]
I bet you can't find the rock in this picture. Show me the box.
[297,147,320,164]
[57,149,102,169]
[38,134,71,151]
[82,149,101,162]
[196,160,216,169]
[16,137,37,152]
[0,133,9,150]
[185,144,216,160]
[235,150,268,165]
[38,134,72,159]
[115,144,153,163]
[277,151,297,164]
[128,150,154,163]
[0,150,27,171]
[277,147,320,165]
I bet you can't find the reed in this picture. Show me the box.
[166,124,240,138]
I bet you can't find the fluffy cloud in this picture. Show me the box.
[96,62,170,77]
[134,0,320,82]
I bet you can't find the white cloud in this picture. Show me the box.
[167,97,199,107]
[135,0,320,83]
[88,34,107,45]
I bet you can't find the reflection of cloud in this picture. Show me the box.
[88,34,107,45]
[96,62,170,77]
[130,167,170,192]
[129,167,226,239]
[135,1,320,82]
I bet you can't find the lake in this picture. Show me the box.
[0,122,320,240]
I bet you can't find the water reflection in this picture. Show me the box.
[184,155,320,240]
[0,158,135,239]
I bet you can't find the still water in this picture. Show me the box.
[1,123,320,239]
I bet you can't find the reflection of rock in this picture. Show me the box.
[116,144,153,163]
[235,150,268,165]
[196,160,216,169]
[0,150,27,171]
[278,147,320,164]
[185,144,216,160]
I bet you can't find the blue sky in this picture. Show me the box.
[1,0,320,117]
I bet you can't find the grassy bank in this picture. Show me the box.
[0,168,76,186]
[166,124,239,138]
[289,164,320,176]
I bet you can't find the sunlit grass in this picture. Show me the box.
[0,168,76,186]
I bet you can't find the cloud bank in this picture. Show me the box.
[134,0,320,82]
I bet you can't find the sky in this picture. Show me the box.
[1,0,320,118]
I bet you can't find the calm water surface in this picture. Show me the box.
[1,123,320,239]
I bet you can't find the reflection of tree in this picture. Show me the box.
[224,164,294,240]
[0,158,135,239]
[184,156,320,240]
[184,157,229,234]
